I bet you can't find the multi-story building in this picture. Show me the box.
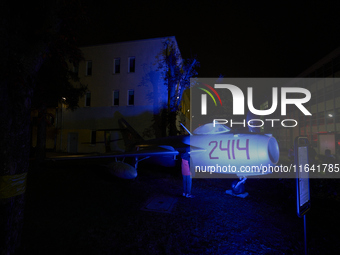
[267,47,340,157]
[53,36,183,153]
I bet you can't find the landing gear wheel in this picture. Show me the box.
[231,180,245,195]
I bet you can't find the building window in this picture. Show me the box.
[318,111,325,126]
[113,90,119,106]
[127,90,134,106]
[85,91,91,107]
[91,131,96,144]
[114,58,120,74]
[128,57,135,73]
[86,60,92,76]
[336,108,340,123]
[326,111,334,124]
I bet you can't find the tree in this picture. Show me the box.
[156,39,199,136]
[0,1,86,253]
[33,40,87,163]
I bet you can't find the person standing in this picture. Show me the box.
[181,149,194,198]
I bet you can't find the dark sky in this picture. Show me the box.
[78,1,340,77]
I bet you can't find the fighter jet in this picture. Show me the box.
[50,118,280,194]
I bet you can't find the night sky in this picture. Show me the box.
[78,1,340,77]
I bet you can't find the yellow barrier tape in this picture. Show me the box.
[0,173,27,199]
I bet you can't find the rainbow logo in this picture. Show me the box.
[198,84,222,115]
[198,84,223,106]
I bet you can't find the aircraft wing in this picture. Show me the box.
[48,147,179,161]
[189,145,207,154]
[45,146,181,180]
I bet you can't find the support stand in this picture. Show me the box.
[304,214,307,255]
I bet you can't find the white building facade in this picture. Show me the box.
[56,37,180,153]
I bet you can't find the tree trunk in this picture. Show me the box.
[35,106,47,164]
[167,77,178,136]
[0,80,32,254]
[168,110,178,136]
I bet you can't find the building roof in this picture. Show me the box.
[298,46,340,77]
[80,36,177,49]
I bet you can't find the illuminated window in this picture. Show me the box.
[113,90,119,106]
[114,58,120,74]
[127,90,134,106]
[86,60,92,76]
[85,91,91,107]
[327,111,334,124]
[128,57,135,73]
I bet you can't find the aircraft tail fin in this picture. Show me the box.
[118,118,144,150]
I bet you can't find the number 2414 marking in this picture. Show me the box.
[209,139,250,160]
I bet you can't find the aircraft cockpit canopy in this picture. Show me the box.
[193,123,231,135]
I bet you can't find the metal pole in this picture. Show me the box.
[60,104,63,151]
[304,214,308,255]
